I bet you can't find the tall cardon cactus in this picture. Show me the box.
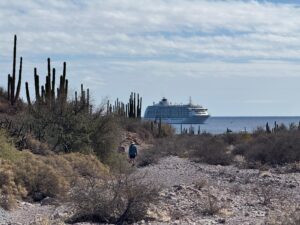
[7,35,22,105]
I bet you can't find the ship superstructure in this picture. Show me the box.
[144,98,209,124]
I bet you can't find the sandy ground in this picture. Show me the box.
[1,155,299,225]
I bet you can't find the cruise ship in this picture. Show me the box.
[144,98,209,124]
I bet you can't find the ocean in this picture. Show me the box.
[172,117,300,134]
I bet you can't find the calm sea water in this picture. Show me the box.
[172,117,300,134]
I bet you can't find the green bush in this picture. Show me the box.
[1,103,122,164]
[234,132,300,165]
[138,134,232,166]
[190,136,232,165]
[121,118,175,140]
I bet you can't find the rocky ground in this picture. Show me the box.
[1,156,299,225]
[138,156,300,225]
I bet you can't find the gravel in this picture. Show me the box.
[1,156,300,225]
[136,156,300,225]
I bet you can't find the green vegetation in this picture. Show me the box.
[138,126,300,169]
[0,36,161,225]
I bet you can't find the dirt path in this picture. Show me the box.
[137,156,300,225]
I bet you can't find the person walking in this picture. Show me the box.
[128,141,138,166]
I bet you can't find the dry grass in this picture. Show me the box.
[0,130,108,210]
[201,192,222,216]
[0,159,27,210]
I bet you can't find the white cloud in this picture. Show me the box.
[94,59,300,78]
[1,0,300,113]
[0,0,300,60]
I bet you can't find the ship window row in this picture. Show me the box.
[146,109,189,118]
[192,109,206,113]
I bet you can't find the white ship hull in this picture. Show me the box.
[144,98,210,124]
[144,115,209,124]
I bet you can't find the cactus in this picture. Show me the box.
[75,91,78,110]
[7,74,11,100]
[266,122,271,133]
[26,60,69,110]
[7,35,23,105]
[86,88,89,107]
[137,94,142,119]
[73,84,90,113]
[133,93,136,118]
[107,92,142,118]
[41,85,45,103]
[51,68,56,101]
[15,57,22,103]
[25,82,31,107]
[34,68,40,103]
[158,117,162,137]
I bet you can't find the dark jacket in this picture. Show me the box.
[128,144,137,156]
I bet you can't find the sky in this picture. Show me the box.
[1,0,300,116]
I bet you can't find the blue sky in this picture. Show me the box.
[1,0,300,116]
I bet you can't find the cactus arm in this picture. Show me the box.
[25,82,31,106]
[11,35,17,103]
[14,57,22,103]
[7,74,11,100]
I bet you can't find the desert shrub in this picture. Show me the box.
[137,147,159,167]
[0,159,27,209]
[14,152,70,201]
[25,136,51,155]
[201,192,222,216]
[0,130,23,162]
[232,142,248,156]
[0,132,27,209]
[253,182,276,206]
[195,188,223,216]
[68,172,159,224]
[234,132,300,165]
[121,118,174,141]
[62,153,108,178]
[222,133,239,145]
[252,126,267,137]
[1,104,122,164]
[0,88,25,114]
[138,134,232,166]
[90,114,121,163]
[190,136,232,165]
[222,132,252,145]
[122,119,154,141]
[18,106,95,153]
[104,151,131,174]
[137,137,185,167]
[0,133,108,209]
[14,152,108,202]
[0,101,11,114]
[157,123,176,138]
